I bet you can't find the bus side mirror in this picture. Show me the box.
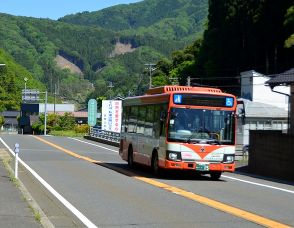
[237,100,245,125]
[160,111,166,121]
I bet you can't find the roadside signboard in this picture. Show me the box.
[22,89,40,102]
[87,99,97,126]
[102,100,122,133]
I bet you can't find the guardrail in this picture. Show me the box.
[89,127,120,144]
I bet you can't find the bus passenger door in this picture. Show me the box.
[153,105,167,167]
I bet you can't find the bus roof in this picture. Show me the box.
[146,86,222,95]
[123,86,236,107]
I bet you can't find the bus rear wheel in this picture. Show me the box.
[128,147,134,168]
[210,171,222,180]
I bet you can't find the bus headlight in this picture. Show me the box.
[223,154,235,163]
[166,151,182,161]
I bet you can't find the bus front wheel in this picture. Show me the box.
[128,147,134,168]
[151,151,160,176]
[210,171,222,180]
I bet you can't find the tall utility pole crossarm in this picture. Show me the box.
[144,63,156,89]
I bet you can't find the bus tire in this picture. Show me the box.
[128,146,134,168]
[210,171,222,180]
[151,151,160,176]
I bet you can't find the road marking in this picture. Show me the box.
[223,175,294,194]
[33,136,291,228]
[70,138,294,195]
[68,137,118,153]
[0,137,98,228]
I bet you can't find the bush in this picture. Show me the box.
[59,112,75,130]
[74,124,89,133]
[31,121,43,134]
[51,125,62,131]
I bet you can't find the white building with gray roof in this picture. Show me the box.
[237,71,289,149]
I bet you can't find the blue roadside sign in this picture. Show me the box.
[88,99,97,126]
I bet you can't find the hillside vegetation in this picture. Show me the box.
[0,0,208,110]
[154,0,294,95]
[60,0,208,42]
[0,49,45,111]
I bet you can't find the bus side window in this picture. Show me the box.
[128,106,138,133]
[144,105,154,137]
[153,105,161,137]
[136,106,146,134]
[122,106,130,133]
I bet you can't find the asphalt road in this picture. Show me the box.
[0,134,294,228]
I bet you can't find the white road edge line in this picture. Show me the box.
[0,137,98,228]
[68,137,118,153]
[222,175,294,194]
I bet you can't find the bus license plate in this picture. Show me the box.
[196,163,209,171]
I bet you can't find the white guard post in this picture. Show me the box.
[14,143,19,179]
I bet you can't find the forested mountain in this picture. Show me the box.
[0,49,45,111]
[0,0,208,111]
[157,0,294,96]
[59,0,208,42]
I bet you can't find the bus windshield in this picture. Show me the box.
[168,108,235,145]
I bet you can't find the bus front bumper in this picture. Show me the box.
[163,160,235,172]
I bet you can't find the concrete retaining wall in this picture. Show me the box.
[249,130,294,181]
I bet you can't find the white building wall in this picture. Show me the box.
[241,70,289,110]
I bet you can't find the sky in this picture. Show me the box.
[0,0,142,20]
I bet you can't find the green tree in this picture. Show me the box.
[284,5,294,48]
[194,0,293,95]
[59,112,75,131]
[0,115,4,128]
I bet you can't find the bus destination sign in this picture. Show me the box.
[173,94,234,108]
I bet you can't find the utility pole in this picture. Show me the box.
[187,76,191,86]
[108,81,114,99]
[44,91,48,136]
[54,84,56,114]
[144,63,156,89]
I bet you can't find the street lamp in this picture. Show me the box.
[144,63,156,89]
[44,91,48,136]
[39,91,48,136]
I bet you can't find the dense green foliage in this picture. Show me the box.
[31,112,81,134]
[0,49,45,111]
[0,115,4,127]
[60,0,208,42]
[157,0,294,96]
[0,0,208,108]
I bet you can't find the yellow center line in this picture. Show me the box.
[33,136,291,228]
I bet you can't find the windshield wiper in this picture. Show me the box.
[186,137,221,145]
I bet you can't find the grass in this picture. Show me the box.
[49,130,86,137]
[2,158,20,187]
[28,204,41,222]
[1,157,41,223]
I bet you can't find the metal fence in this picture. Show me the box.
[89,127,120,143]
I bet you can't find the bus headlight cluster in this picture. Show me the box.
[223,154,234,163]
[166,151,182,161]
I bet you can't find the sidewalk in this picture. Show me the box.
[0,150,41,228]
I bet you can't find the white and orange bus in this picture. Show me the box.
[119,86,237,179]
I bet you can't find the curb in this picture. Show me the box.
[0,149,55,228]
